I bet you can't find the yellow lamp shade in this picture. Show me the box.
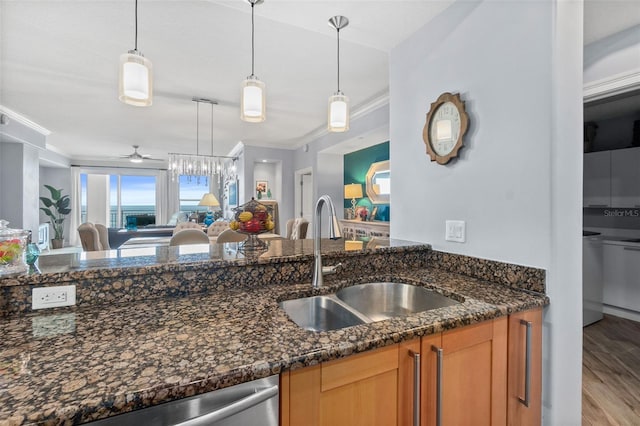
[344,183,363,199]
[198,193,220,207]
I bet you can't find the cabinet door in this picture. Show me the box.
[611,148,640,208]
[583,151,611,207]
[285,344,399,426]
[422,319,508,426]
[399,339,421,426]
[508,308,542,426]
[603,243,640,312]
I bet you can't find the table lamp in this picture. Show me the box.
[198,193,220,226]
[344,183,363,219]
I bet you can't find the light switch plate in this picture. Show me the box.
[445,220,466,243]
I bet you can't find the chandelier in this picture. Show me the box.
[168,98,238,182]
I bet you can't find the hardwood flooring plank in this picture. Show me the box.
[583,315,640,426]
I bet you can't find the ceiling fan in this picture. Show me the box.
[119,145,164,163]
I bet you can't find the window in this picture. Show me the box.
[80,173,157,228]
[179,175,209,214]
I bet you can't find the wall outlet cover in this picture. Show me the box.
[32,285,76,310]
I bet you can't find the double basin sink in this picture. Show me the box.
[279,282,461,332]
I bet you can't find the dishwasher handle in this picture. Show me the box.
[174,384,279,426]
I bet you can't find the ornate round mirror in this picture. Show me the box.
[365,160,390,204]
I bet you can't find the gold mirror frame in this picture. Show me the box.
[365,160,390,204]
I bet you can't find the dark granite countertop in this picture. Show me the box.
[0,238,419,287]
[0,265,548,425]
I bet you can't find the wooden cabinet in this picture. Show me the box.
[282,311,542,426]
[282,345,400,426]
[507,308,542,426]
[611,148,640,208]
[583,151,611,207]
[421,318,507,426]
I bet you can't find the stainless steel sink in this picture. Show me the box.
[335,282,460,322]
[279,295,367,332]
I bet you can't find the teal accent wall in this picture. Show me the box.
[343,141,390,221]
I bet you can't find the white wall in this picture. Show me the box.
[0,142,40,234]
[390,1,582,424]
[237,144,294,233]
[253,162,278,199]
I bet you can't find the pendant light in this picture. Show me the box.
[328,16,349,132]
[241,0,266,122]
[119,0,153,106]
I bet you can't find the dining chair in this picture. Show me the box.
[216,229,248,243]
[172,221,202,235]
[285,218,309,240]
[169,229,210,246]
[207,221,229,237]
[77,223,102,251]
[94,224,111,250]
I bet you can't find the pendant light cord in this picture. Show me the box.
[196,101,200,156]
[210,102,214,156]
[251,2,255,76]
[134,0,138,51]
[337,28,340,92]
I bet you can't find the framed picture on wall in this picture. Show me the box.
[256,180,268,194]
[228,180,238,207]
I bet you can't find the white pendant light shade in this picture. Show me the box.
[119,51,153,106]
[328,16,350,133]
[241,76,266,122]
[328,92,349,132]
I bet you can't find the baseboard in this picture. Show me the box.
[603,304,640,323]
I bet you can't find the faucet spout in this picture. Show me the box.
[312,195,342,288]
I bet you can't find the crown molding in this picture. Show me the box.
[583,69,640,102]
[0,105,51,136]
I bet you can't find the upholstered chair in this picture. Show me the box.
[207,221,229,237]
[172,221,202,235]
[77,223,102,251]
[285,218,309,240]
[169,229,210,246]
[216,229,248,243]
[94,224,111,250]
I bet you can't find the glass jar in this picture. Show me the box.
[0,220,29,277]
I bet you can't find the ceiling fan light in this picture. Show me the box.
[241,76,266,122]
[119,51,153,106]
[129,157,143,163]
[328,93,349,132]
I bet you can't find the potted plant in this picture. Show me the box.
[39,185,71,249]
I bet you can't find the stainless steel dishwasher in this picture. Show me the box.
[90,375,279,426]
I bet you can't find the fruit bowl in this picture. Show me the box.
[230,198,275,235]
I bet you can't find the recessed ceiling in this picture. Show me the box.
[1,0,637,166]
[584,0,640,45]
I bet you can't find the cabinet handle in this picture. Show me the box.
[518,320,532,407]
[431,345,443,426]
[409,350,421,426]
[623,247,640,252]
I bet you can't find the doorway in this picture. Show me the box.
[294,167,313,235]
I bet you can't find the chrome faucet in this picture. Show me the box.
[312,195,343,288]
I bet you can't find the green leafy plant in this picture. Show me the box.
[39,185,71,240]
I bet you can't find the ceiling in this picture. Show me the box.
[1,1,638,166]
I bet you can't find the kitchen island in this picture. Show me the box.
[0,239,547,425]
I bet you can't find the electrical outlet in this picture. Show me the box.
[32,285,76,310]
[445,220,466,243]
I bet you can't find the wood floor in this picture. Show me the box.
[583,314,640,425]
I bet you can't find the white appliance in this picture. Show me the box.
[583,232,604,326]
